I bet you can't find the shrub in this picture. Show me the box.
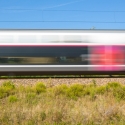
[2,81,15,88]
[66,84,84,100]
[105,82,125,101]
[34,82,46,94]
[0,81,15,98]
[96,85,107,94]
[53,84,68,96]
[113,86,125,101]
[82,84,95,96]
[106,82,121,90]
[8,95,18,103]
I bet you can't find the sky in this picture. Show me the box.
[0,0,125,29]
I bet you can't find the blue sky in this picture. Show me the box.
[0,0,125,29]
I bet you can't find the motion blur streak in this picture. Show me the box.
[0,29,124,75]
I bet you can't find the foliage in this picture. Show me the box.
[53,84,68,96]
[0,81,125,124]
[8,95,18,103]
[96,85,107,94]
[66,84,84,99]
[0,81,15,98]
[33,82,46,94]
[105,82,125,101]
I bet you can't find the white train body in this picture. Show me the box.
[0,29,125,75]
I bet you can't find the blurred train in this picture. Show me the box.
[0,29,125,75]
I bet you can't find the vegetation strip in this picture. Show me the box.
[0,81,125,124]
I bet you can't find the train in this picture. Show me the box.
[0,29,125,76]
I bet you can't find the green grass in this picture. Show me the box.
[8,95,18,103]
[0,81,125,124]
[0,81,15,98]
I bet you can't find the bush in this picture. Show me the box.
[8,95,18,103]
[106,82,121,90]
[2,81,15,89]
[105,82,125,101]
[96,86,107,94]
[113,86,125,101]
[0,81,15,98]
[53,84,68,96]
[66,84,84,100]
[34,82,46,94]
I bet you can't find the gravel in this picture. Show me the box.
[0,78,125,86]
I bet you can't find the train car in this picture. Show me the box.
[0,29,125,75]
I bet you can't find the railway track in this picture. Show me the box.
[0,75,125,79]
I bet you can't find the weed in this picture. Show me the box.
[2,81,15,89]
[96,86,107,94]
[8,95,18,103]
[0,81,15,98]
[113,86,125,101]
[34,82,46,94]
[92,79,97,86]
[26,92,36,99]
[105,82,125,101]
[40,112,46,121]
[0,82,125,124]
[53,84,68,96]
[0,87,8,98]
[66,84,84,100]
[106,82,121,90]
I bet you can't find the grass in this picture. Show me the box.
[0,81,125,124]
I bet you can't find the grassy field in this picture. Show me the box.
[0,81,125,125]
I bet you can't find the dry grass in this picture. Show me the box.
[0,81,125,125]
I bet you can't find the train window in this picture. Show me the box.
[0,57,57,64]
[18,35,36,43]
[0,57,83,64]
[0,45,89,65]
[0,35,14,43]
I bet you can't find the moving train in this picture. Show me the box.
[0,29,125,75]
